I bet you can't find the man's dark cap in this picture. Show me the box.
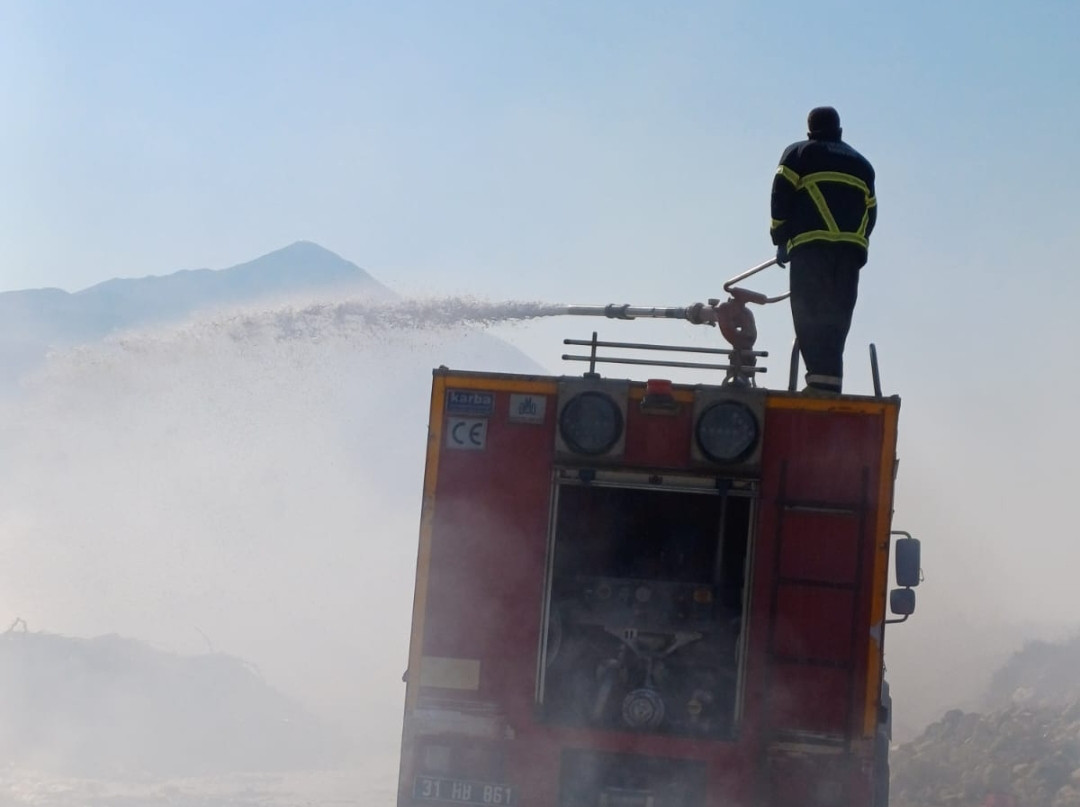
[807,106,842,140]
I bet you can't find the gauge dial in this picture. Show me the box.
[695,401,759,463]
[559,391,623,455]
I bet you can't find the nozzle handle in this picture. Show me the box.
[723,257,791,304]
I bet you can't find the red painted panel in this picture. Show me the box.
[763,409,883,504]
[768,663,851,734]
[752,405,886,744]
[772,586,855,663]
[622,400,694,469]
[778,513,860,585]
[766,754,856,807]
[424,389,556,723]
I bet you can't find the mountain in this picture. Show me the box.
[0,241,537,389]
[2,241,387,338]
[77,240,390,322]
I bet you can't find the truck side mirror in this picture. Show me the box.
[890,588,916,616]
[894,533,921,588]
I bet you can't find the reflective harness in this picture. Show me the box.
[773,166,876,251]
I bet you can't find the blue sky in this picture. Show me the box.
[3,0,1080,730]
[4,0,1077,300]
[4,0,1077,385]
[7,0,1067,390]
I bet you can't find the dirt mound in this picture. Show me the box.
[0,628,344,778]
[985,637,1080,711]
[892,705,1080,807]
[892,636,1080,807]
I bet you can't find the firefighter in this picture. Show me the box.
[771,106,876,394]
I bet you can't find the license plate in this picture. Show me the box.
[414,775,516,805]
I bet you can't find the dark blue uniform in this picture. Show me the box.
[770,111,876,393]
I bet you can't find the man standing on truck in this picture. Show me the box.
[771,106,877,394]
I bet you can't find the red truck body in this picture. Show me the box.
[398,368,901,807]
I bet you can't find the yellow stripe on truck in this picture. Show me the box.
[403,373,448,713]
[863,401,900,738]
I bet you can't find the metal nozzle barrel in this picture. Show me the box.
[556,258,784,322]
[560,304,692,320]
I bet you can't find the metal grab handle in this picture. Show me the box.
[722,257,791,304]
[870,343,882,398]
[788,338,800,392]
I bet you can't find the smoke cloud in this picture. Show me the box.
[0,295,552,803]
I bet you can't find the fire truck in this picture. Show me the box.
[396,263,921,807]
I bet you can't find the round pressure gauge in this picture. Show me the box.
[695,401,759,463]
[622,688,665,730]
[559,391,623,455]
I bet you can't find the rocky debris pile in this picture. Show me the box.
[892,636,1080,807]
[0,628,345,778]
[985,637,1080,711]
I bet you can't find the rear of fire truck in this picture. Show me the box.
[396,287,919,807]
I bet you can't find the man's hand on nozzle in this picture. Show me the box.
[686,302,720,326]
[776,244,790,267]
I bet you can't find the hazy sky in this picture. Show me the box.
[3,1,1076,297]
[5,2,1078,379]
[2,0,1080,740]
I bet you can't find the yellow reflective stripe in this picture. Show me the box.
[777,166,800,186]
[802,171,871,196]
[782,167,873,249]
[770,218,786,231]
[789,230,869,249]
[805,183,839,233]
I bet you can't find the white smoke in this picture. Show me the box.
[0,295,555,803]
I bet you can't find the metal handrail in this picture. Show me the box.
[562,332,767,378]
[563,338,765,357]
